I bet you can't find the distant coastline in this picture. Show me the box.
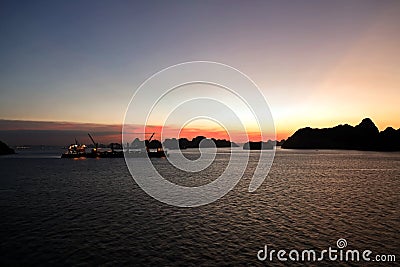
[162,136,238,149]
[282,118,400,151]
[2,119,400,152]
[243,140,285,150]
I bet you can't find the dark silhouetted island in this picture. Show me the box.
[282,118,400,151]
[243,139,286,150]
[0,141,15,155]
[163,136,238,149]
[243,141,274,150]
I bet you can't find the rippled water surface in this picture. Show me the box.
[0,149,399,266]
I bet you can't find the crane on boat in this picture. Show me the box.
[88,133,99,152]
[148,132,155,142]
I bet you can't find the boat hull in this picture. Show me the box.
[61,151,167,159]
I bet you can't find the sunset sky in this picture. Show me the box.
[0,0,399,145]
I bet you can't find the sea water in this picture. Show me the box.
[0,148,399,266]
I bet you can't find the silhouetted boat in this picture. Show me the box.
[125,149,167,158]
[61,149,126,158]
[61,134,167,158]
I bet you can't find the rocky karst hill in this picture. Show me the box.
[282,118,400,151]
[0,141,15,155]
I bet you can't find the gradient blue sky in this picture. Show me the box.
[1,0,399,143]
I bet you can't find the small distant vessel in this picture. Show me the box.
[61,142,88,158]
[125,149,167,158]
[61,133,167,159]
[16,146,30,149]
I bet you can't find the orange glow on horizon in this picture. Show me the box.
[2,118,399,146]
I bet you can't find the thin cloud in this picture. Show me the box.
[0,120,271,145]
